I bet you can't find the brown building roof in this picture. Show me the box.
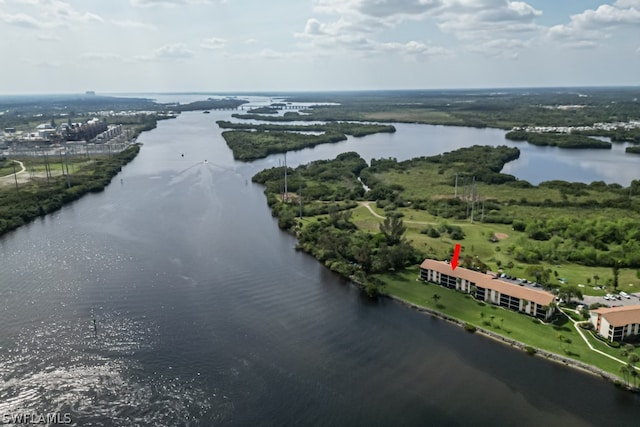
[420,259,555,306]
[591,305,640,327]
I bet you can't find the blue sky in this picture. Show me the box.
[0,0,638,93]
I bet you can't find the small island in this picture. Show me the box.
[505,130,612,149]
[219,122,396,161]
[626,145,640,154]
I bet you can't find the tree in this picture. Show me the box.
[593,274,600,286]
[558,286,583,303]
[620,365,631,387]
[379,215,406,245]
[612,261,621,291]
[353,239,373,274]
[526,265,550,285]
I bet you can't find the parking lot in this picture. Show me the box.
[581,288,640,308]
[495,273,640,308]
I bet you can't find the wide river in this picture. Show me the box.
[1,108,639,426]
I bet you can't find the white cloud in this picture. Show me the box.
[244,38,257,44]
[547,2,640,48]
[0,0,103,29]
[131,0,211,7]
[82,52,129,62]
[37,32,60,41]
[111,20,156,30]
[302,0,542,58]
[200,37,226,50]
[0,12,45,28]
[614,0,640,8]
[140,43,194,60]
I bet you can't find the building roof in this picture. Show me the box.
[420,259,555,306]
[591,305,640,327]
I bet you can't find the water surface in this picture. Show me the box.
[1,111,639,426]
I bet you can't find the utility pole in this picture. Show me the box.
[284,152,288,202]
[470,176,476,223]
[454,173,458,198]
[12,161,18,194]
[299,179,303,219]
[65,150,70,175]
[59,152,70,188]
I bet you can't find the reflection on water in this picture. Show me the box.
[0,313,219,426]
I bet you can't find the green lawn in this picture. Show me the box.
[377,267,634,378]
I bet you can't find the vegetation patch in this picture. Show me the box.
[220,122,395,161]
[0,145,140,237]
[505,131,612,149]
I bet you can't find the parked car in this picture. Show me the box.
[619,291,631,299]
[604,295,611,300]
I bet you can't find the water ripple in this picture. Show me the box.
[0,313,221,426]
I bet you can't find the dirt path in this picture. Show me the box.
[358,201,471,227]
[360,201,386,219]
[0,160,26,186]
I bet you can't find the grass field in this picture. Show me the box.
[351,202,640,296]
[377,267,639,378]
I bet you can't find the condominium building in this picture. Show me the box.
[589,306,640,342]
[419,259,556,320]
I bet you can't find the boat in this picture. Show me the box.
[203,111,210,114]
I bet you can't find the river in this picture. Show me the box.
[1,109,639,426]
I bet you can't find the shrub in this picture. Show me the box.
[524,346,536,355]
[464,323,477,333]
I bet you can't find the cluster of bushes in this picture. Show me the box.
[420,223,465,240]
[294,213,421,292]
[253,152,368,202]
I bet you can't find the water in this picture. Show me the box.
[1,111,639,426]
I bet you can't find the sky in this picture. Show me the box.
[0,0,639,94]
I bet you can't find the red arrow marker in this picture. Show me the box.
[451,243,461,271]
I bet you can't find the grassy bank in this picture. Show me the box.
[377,267,638,379]
[0,145,140,237]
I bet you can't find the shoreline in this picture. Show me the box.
[384,291,633,389]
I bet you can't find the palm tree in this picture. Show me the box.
[620,365,631,387]
[593,274,600,287]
